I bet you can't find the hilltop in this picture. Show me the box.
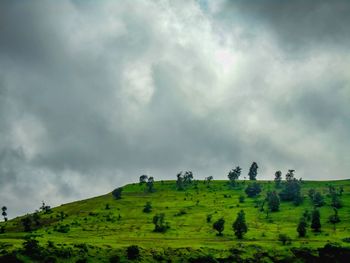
[1,178,350,262]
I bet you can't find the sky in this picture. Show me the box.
[1,0,350,218]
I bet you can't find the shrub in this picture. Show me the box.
[213,218,225,236]
[54,224,70,233]
[143,202,152,213]
[245,183,262,197]
[278,234,291,245]
[206,214,212,223]
[109,255,121,263]
[239,195,245,203]
[127,245,140,260]
[112,187,123,199]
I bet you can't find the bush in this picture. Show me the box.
[112,187,123,199]
[54,224,70,233]
[239,195,245,203]
[109,255,121,263]
[206,214,212,223]
[245,183,262,197]
[22,238,42,259]
[143,202,152,213]
[278,234,291,245]
[127,245,140,260]
[175,209,187,216]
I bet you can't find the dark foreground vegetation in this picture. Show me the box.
[1,163,350,262]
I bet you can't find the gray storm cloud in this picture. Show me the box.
[0,0,350,217]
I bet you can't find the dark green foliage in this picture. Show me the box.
[205,176,213,185]
[146,177,155,193]
[279,170,303,205]
[40,202,51,214]
[331,194,342,209]
[21,216,32,232]
[232,210,248,239]
[278,234,291,245]
[318,243,350,263]
[175,209,187,216]
[228,166,241,186]
[189,255,218,263]
[127,245,140,260]
[266,191,280,212]
[1,206,7,222]
[176,172,184,191]
[303,209,311,221]
[0,225,5,234]
[112,187,123,199]
[109,255,121,263]
[139,175,148,184]
[274,171,282,188]
[245,182,262,197]
[311,209,321,232]
[183,171,193,184]
[22,238,41,259]
[143,202,152,213]
[239,195,245,203]
[213,218,225,236]
[311,192,325,207]
[33,212,41,226]
[328,208,340,231]
[176,171,193,190]
[54,224,70,233]
[248,162,258,180]
[153,213,169,233]
[206,214,212,223]
[297,217,307,237]
[105,203,110,210]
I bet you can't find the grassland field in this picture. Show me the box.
[1,179,350,262]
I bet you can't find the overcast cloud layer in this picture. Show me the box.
[1,0,350,217]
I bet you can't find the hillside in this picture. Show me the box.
[1,179,350,262]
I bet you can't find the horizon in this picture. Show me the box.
[1,0,350,218]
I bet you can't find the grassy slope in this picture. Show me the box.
[1,179,350,260]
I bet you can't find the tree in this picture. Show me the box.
[143,202,152,213]
[279,170,303,205]
[146,177,155,193]
[266,191,280,212]
[274,171,282,188]
[40,202,51,214]
[228,166,241,186]
[232,210,248,239]
[139,175,148,184]
[311,192,325,207]
[33,212,41,226]
[239,195,245,203]
[183,171,193,184]
[248,162,258,180]
[213,218,225,236]
[21,216,32,232]
[205,176,213,186]
[176,172,184,191]
[278,234,291,245]
[297,217,307,237]
[1,206,7,222]
[112,187,123,199]
[328,208,340,231]
[331,193,342,208]
[127,245,140,260]
[285,169,295,181]
[311,209,321,232]
[153,213,169,233]
[245,182,262,197]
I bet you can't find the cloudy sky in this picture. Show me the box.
[1,0,350,217]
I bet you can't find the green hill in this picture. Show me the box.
[1,179,350,262]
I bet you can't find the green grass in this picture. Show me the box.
[1,179,350,261]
